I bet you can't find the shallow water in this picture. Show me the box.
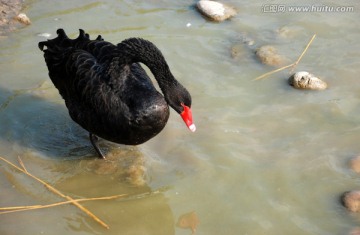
[1,0,360,234]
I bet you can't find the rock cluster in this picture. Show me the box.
[341,156,360,216]
[0,0,30,38]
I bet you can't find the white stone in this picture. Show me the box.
[15,13,31,25]
[288,71,327,90]
[199,1,225,16]
[196,0,236,22]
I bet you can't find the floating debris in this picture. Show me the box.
[37,32,52,38]
[255,45,288,67]
[196,0,236,22]
[177,211,199,234]
[15,13,31,25]
[288,71,327,90]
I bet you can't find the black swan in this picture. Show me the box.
[38,29,195,158]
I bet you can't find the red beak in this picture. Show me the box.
[180,104,196,132]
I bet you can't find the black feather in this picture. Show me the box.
[38,29,192,150]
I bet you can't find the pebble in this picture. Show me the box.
[288,71,327,90]
[15,13,31,25]
[349,156,360,173]
[341,191,360,212]
[196,0,236,22]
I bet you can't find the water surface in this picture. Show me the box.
[1,0,360,234]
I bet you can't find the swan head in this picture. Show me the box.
[165,85,195,132]
[166,84,196,132]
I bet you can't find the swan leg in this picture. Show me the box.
[89,133,105,159]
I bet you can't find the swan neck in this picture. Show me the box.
[118,38,177,93]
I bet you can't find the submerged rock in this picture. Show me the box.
[288,71,327,90]
[236,32,255,46]
[230,32,256,60]
[196,0,236,22]
[341,191,360,212]
[276,25,302,39]
[230,44,244,59]
[349,156,360,174]
[177,211,199,235]
[255,45,288,66]
[80,147,147,186]
[349,227,360,235]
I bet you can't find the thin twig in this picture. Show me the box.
[254,34,316,81]
[290,34,316,73]
[0,156,110,229]
[0,194,127,214]
[17,156,28,173]
[0,186,169,213]
[254,63,295,81]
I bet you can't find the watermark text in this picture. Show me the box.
[262,4,354,13]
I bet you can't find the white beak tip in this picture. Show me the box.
[189,124,196,132]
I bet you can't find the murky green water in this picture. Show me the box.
[1,0,360,234]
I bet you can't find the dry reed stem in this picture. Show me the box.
[292,34,316,69]
[0,187,167,213]
[254,63,295,81]
[0,194,127,214]
[17,156,28,173]
[254,34,316,81]
[0,156,110,229]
